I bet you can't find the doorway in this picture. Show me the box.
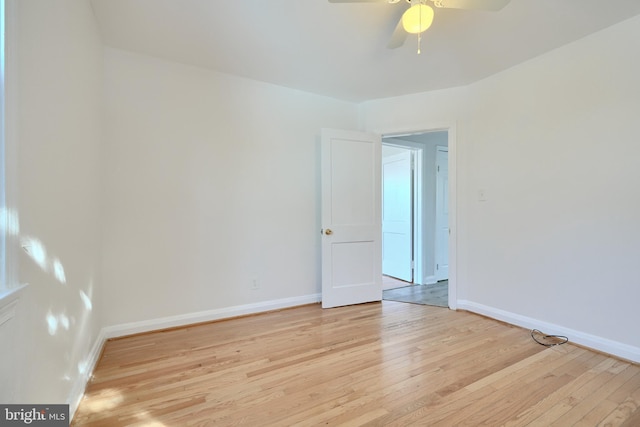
[381,131,449,307]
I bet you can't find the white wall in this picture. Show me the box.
[361,15,640,358]
[101,48,358,326]
[4,0,104,407]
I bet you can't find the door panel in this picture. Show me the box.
[331,241,375,286]
[321,129,382,308]
[382,151,413,282]
[436,147,449,281]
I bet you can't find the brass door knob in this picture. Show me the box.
[325,229,333,236]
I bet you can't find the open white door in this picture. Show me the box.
[382,151,413,282]
[321,128,382,308]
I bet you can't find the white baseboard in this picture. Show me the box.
[102,293,322,339]
[423,275,437,285]
[457,300,640,364]
[67,328,108,419]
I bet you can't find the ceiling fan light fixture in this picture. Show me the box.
[401,3,434,34]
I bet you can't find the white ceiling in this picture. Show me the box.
[90,0,640,102]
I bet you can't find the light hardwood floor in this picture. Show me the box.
[72,302,640,426]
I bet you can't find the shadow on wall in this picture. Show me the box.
[1,205,96,387]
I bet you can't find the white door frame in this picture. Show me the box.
[374,123,457,310]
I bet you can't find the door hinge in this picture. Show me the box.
[436,264,439,270]
[411,260,414,269]
[437,165,440,172]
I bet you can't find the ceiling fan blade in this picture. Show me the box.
[432,0,510,11]
[387,18,407,49]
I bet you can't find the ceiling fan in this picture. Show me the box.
[329,0,511,52]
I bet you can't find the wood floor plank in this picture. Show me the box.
[574,365,640,426]
[597,378,640,427]
[71,302,640,426]
[548,359,637,426]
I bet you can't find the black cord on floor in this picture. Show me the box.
[531,329,569,347]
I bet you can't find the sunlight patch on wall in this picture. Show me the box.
[79,289,92,311]
[21,236,48,271]
[0,207,19,236]
[77,359,89,375]
[46,310,70,336]
[21,236,69,285]
[52,258,66,284]
[45,311,58,335]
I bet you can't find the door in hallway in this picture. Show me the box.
[435,147,449,281]
[382,149,413,282]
